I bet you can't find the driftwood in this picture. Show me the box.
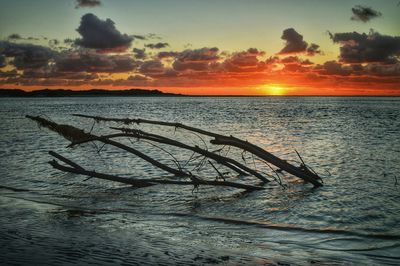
[27,115,184,176]
[69,127,271,183]
[49,152,264,190]
[27,115,266,191]
[26,113,323,194]
[72,114,323,187]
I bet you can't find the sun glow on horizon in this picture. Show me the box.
[261,85,287,96]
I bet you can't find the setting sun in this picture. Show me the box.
[262,85,286,96]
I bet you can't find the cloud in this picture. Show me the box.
[8,34,22,40]
[75,0,101,8]
[178,47,219,62]
[319,60,352,76]
[223,48,266,72]
[64,38,75,45]
[139,60,165,76]
[144,42,169,49]
[48,39,60,47]
[351,5,382,22]
[330,30,400,63]
[56,52,139,73]
[280,56,313,65]
[172,47,219,71]
[0,69,17,77]
[7,34,40,41]
[278,28,308,54]
[127,75,150,81]
[157,51,179,59]
[132,48,147,59]
[274,56,314,73]
[365,63,400,76]
[74,13,133,52]
[0,41,55,69]
[306,43,321,56]
[132,35,147,40]
[277,28,322,56]
[0,55,6,68]
[21,68,98,80]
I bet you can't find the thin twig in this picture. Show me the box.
[208,160,226,181]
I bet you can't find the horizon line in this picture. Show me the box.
[0,88,399,97]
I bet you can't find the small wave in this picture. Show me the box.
[0,185,30,192]
[165,212,400,241]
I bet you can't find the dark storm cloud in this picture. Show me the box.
[75,0,101,8]
[144,42,169,49]
[330,30,400,63]
[0,41,55,69]
[278,28,308,54]
[132,48,147,59]
[74,13,133,51]
[351,5,382,22]
[56,53,138,73]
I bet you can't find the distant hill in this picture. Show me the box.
[0,88,184,97]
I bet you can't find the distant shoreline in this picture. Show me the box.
[0,88,185,97]
[0,88,398,97]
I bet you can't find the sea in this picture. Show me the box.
[0,96,399,265]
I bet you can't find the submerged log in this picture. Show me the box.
[73,114,323,187]
[27,115,184,177]
[27,115,265,191]
[210,136,323,188]
[49,152,264,191]
[70,127,271,183]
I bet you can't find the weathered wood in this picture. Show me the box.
[49,159,155,188]
[27,115,186,177]
[26,115,91,142]
[73,114,323,187]
[28,116,266,191]
[211,136,322,187]
[49,153,265,191]
[72,113,224,138]
[49,151,84,170]
[108,127,271,182]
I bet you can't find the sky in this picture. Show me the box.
[0,0,399,95]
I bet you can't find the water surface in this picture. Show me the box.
[1,96,399,265]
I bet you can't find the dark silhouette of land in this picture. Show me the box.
[0,88,184,97]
